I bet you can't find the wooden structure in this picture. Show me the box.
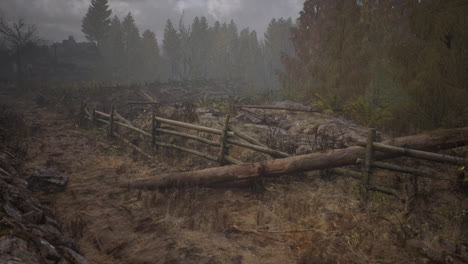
[81,105,297,167]
[118,127,468,189]
[80,104,467,193]
[357,128,467,199]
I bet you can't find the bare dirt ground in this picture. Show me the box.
[8,95,468,264]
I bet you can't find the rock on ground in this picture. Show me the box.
[28,166,69,193]
[0,147,88,264]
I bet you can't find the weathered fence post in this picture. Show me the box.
[218,115,231,166]
[108,105,115,138]
[92,108,96,124]
[151,111,160,154]
[361,128,376,202]
[78,100,85,127]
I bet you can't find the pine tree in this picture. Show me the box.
[142,29,161,81]
[281,0,468,131]
[282,0,364,102]
[122,13,141,81]
[101,15,125,79]
[190,16,210,79]
[81,0,112,48]
[264,17,296,90]
[235,28,263,93]
[207,21,227,80]
[226,20,240,82]
[390,0,468,129]
[163,19,182,80]
[178,13,192,80]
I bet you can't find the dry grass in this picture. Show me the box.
[11,90,466,263]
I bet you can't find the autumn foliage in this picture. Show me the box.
[281,0,468,133]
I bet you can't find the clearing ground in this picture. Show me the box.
[5,94,467,264]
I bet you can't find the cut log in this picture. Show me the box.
[121,127,468,189]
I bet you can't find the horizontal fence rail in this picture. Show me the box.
[358,128,467,202]
[357,141,465,165]
[81,104,278,166]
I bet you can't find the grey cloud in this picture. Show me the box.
[0,0,303,42]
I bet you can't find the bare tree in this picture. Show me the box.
[0,18,38,90]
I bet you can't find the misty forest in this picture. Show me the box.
[0,0,467,263]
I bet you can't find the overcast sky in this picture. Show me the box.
[0,0,304,43]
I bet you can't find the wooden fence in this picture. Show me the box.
[80,103,292,167]
[80,103,465,199]
[357,128,466,200]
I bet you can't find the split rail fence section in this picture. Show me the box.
[357,128,466,200]
[80,104,290,167]
[80,103,465,199]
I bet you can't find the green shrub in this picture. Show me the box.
[346,96,392,127]
[311,92,344,114]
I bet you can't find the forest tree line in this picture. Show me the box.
[82,0,467,132]
[1,0,467,133]
[282,0,467,132]
[81,0,295,94]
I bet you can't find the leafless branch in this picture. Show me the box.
[0,17,38,49]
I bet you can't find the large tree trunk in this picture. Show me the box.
[121,127,468,189]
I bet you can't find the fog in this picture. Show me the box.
[0,1,467,263]
[0,0,303,42]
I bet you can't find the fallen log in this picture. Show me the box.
[121,127,468,189]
